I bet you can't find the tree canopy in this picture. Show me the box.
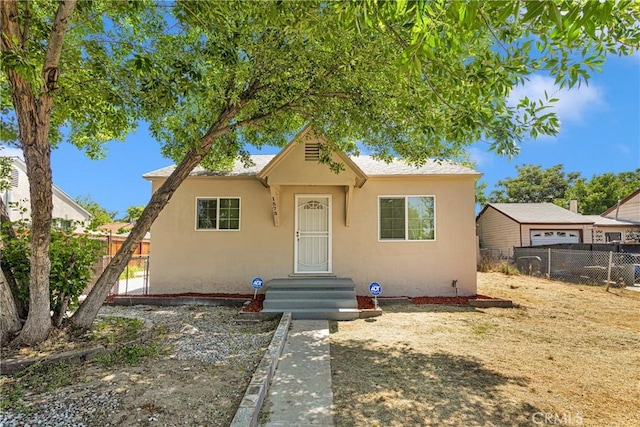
[489,164,581,205]
[2,0,639,343]
[76,195,116,228]
[565,170,640,214]
[487,165,640,215]
[124,205,145,223]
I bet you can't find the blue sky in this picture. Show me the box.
[2,54,639,218]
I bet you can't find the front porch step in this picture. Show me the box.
[266,288,356,299]
[262,277,359,320]
[268,277,355,288]
[264,298,357,310]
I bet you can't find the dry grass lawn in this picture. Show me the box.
[330,272,640,426]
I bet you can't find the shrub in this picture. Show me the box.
[0,219,105,325]
[477,251,519,275]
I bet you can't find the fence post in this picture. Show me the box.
[606,251,613,291]
[547,248,551,279]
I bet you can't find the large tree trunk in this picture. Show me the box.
[71,119,236,329]
[1,0,77,346]
[0,198,28,318]
[0,269,22,344]
[13,125,55,346]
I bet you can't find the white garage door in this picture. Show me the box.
[530,230,580,246]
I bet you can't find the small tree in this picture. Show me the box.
[76,195,116,229]
[125,206,144,224]
[0,219,105,329]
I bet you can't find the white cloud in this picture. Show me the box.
[468,146,494,168]
[508,74,606,124]
[615,144,633,155]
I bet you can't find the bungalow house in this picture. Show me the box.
[590,189,640,243]
[1,157,91,231]
[476,202,594,257]
[144,127,480,318]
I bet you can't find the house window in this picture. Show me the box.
[379,196,435,241]
[196,197,240,230]
[52,218,73,232]
[605,232,622,242]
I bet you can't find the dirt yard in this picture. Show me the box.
[330,272,640,426]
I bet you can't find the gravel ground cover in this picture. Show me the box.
[1,305,278,427]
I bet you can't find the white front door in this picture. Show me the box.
[295,195,332,273]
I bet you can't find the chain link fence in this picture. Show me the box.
[513,247,640,286]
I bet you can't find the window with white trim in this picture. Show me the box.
[379,196,435,241]
[196,197,240,230]
[605,232,622,242]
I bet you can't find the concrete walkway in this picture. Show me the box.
[260,320,334,427]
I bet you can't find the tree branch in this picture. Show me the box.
[310,91,356,99]
[379,17,457,111]
[42,0,77,94]
[21,2,30,48]
[477,7,509,54]
[1,1,24,51]
[228,100,299,131]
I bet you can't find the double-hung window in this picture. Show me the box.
[196,197,240,230]
[379,196,435,241]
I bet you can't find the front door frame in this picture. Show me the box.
[294,194,332,274]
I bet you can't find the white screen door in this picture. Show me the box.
[295,195,332,273]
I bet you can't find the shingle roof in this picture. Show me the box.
[583,215,640,226]
[486,203,594,224]
[143,155,478,178]
[143,156,274,178]
[354,156,477,175]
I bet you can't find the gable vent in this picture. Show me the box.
[10,167,19,187]
[305,142,321,161]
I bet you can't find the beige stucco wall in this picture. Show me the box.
[476,207,521,256]
[264,136,361,187]
[148,174,478,297]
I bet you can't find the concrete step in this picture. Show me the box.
[262,277,359,321]
[261,308,360,321]
[263,298,357,310]
[265,288,356,299]
[267,277,355,289]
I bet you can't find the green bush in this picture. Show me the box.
[0,219,105,322]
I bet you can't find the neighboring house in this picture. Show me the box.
[144,126,480,299]
[601,188,640,223]
[591,189,640,243]
[585,215,640,243]
[476,203,594,256]
[1,157,91,231]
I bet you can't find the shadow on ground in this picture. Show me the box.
[381,304,481,314]
[331,339,539,426]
